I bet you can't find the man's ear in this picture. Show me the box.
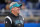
[11,10,14,13]
[11,8,15,12]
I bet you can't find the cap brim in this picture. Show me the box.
[16,4,22,7]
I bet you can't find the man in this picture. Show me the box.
[5,2,24,27]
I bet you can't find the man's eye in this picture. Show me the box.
[17,7,19,8]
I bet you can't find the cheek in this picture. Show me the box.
[17,10,20,13]
[14,9,18,12]
[15,8,20,12]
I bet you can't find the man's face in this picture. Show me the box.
[12,7,20,14]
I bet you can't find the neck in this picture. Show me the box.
[12,12,18,16]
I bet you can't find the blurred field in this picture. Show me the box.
[0,16,5,23]
[0,16,40,23]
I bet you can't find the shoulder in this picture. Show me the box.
[5,16,12,24]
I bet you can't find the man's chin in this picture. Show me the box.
[17,12,20,13]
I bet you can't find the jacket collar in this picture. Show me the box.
[9,13,19,18]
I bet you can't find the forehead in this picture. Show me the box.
[14,7,20,8]
[12,7,20,10]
